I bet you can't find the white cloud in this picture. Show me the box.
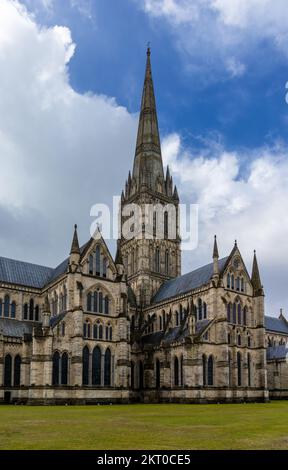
[0,0,137,264]
[162,133,288,314]
[23,0,94,20]
[69,0,94,20]
[225,57,246,78]
[143,0,200,24]
[140,0,288,80]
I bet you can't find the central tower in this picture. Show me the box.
[119,49,181,307]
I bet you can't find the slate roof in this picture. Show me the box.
[141,320,211,347]
[0,256,53,289]
[267,345,288,360]
[141,326,189,347]
[195,319,211,336]
[265,315,288,334]
[0,243,89,290]
[152,257,229,304]
[49,312,67,329]
[0,318,34,338]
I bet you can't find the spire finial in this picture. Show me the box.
[147,42,151,56]
[70,223,80,255]
[251,250,263,296]
[213,235,219,276]
[213,235,219,259]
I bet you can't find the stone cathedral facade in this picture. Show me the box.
[0,50,287,404]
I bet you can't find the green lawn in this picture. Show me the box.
[0,402,288,450]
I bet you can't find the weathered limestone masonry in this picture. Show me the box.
[0,49,287,404]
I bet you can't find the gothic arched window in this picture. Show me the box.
[61,352,68,385]
[99,292,103,314]
[4,295,10,318]
[87,292,92,312]
[243,306,248,326]
[165,250,169,275]
[93,323,98,339]
[99,324,103,340]
[14,355,21,387]
[228,352,232,387]
[29,299,34,321]
[227,303,231,322]
[11,302,16,319]
[35,305,39,322]
[175,311,179,327]
[4,354,12,387]
[203,302,207,319]
[237,303,242,324]
[231,274,235,290]
[247,353,252,387]
[207,356,214,386]
[95,246,101,276]
[82,346,89,386]
[179,304,183,322]
[104,349,111,387]
[103,258,107,278]
[236,277,240,291]
[202,355,207,386]
[174,356,179,386]
[93,291,98,313]
[164,211,169,239]
[23,303,28,320]
[104,296,109,315]
[198,299,202,321]
[89,254,94,275]
[237,352,242,386]
[233,303,237,323]
[227,273,231,288]
[92,346,101,386]
[52,352,60,386]
[153,212,157,237]
[155,248,160,273]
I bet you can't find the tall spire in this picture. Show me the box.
[251,250,263,296]
[70,224,80,255]
[133,48,164,189]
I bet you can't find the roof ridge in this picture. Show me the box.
[163,256,229,284]
[0,255,53,270]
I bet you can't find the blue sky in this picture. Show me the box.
[1,0,288,314]
[23,0,288,151]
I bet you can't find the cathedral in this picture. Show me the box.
[0,49,287,404]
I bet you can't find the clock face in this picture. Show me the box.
[233,258,240,269]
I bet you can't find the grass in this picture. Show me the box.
[0,402,288,450]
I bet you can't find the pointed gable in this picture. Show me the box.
[220,242,253,294]
[80,228,117,279]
